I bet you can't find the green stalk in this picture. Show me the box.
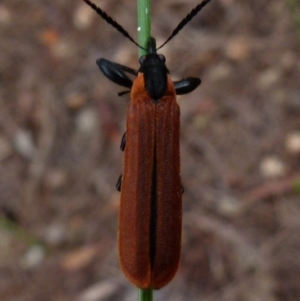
[138,287,153,301]
[137,0,151,57]
[137,1,153,299]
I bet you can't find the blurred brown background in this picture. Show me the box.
[0,0,300,300]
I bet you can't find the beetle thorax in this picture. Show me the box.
[139,54,169,102]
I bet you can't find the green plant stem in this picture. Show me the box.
[137,0,151,57]
[138,287,153,301]
[137,1,153,299]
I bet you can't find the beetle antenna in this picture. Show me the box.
[83,0,145,50]
[157,0,212,50]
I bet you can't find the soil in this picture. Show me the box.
[0,1,300,301]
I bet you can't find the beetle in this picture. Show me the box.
[83,0,212,289]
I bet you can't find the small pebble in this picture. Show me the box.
[73,3,95,30]
[78,281,118,301]
[76,108,99,134]
[218,195,240,217]
[13,129,35,159]
[285,132,300,154]
[259,156,287,179]
[21,245,45,269]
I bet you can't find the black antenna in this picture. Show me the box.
[82,0,145,50]
[157,0,212,50]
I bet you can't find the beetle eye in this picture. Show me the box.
[139,56,146,64]
[158,54,166,62]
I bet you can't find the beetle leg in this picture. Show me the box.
[97,58,137,88]
[174,77,201,95]
[116,174,122,191]
[118,90,130,97]
[120,132,126,151]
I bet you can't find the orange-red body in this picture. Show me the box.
[119,73,182,289]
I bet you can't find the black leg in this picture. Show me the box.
[120,132,126,151]
[118,90,130,97]
[116,174,122,191]
[174,77,201,95]
[97,58,137,88]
